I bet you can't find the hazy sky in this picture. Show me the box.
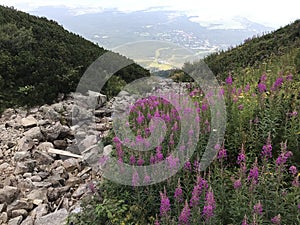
[1,0,299,28]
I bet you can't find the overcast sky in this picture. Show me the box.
[1,0,299,28]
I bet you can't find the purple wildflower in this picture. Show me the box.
[189,176,208,207]
[271,214,281,224]
[237,144,246,165]
[143,174,151,184]
[132,171,140,187]
[248,158,259,185]
[159,188,171,217]
[184,161,192,171]
[129,155,136,165]
[271,77,284,91]
[261,134,272,161]
[257,83,267,93]
[174,179,183,202]
[242,215,249,225]
[137,157,145,166]
[276,151,293,166]
[178,200,191,225]
[202,189,216,221]
[289,165,298,176]
[238,104,244,110]
[244,83,250,92]
[253,201,263,215]
[166,155,179,170]
[226,75,233,85]
[217,145,227,161]
[234,179,242,189]
[285,73,293,81]
[260,73,267,82]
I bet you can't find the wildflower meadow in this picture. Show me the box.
[70,57,300,225]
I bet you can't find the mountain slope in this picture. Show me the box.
[202,19,300,79]
[0,6,150,112]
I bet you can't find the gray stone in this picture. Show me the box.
[15,137,34,152]
[37,142,54,152]
[7,199,33,212]
[103,145,113,156]
[34,208,68,225]
[0,186,19,204]
[24,127,44,141]
[11,209,28,218]
[21,116,37,128]
[0,203,7,213]
[31,203,48,219]
[41,122,62,141]
[0,212,8,224]
[32,181,52,188]
[51,103,64,113]
[8,215,23,225]
[14,151,31,162]
[32,150,54,165]
[20,216,33,225]
[62,158,80,172]
[27,189,48,205]
[0,163,10,173]
[72,184,87,198]
[30,175,42,182]
[14,161,36,175]
[53,140,67,149]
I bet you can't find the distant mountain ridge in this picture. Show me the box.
[30,6,274,52]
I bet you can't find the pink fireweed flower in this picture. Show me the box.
[150,155,156,164]
[202,189,216,221]
[276,151,293,166]
[129,155,136,165]
[289,165,298,176]
[257,83,267,93]
[174,179,183,202]
[143,174,151,184]
[137,157,145,166]
[178,200,191,225]
[238,104,244,110]
[226,74,233,85]
[184,161,192,171]
[136,112,145,125]
[260,73,267,82]
[166,154,179,170]
[190,176,208,207]
[244,83,250,92]
[201,103,208,111]
[285,73,293,81]
[248,158,259,185]
[292,176,299,187]
[219,88,225,96]
[159,188,171,217]
[237,144,246,165]
[261,135,272,161]
[132,170,140,187]
[233,179,242,189]
[253,201,263,215]
[271,77,284,91]
[271,214,281,224]
[289,111,298,117]
[242,215,249,225]
[217,145,227,161]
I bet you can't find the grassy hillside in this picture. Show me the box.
[0,6,150,111]
[203,19,300,79]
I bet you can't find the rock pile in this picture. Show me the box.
[0,91,112,225]
[0,78,187,225]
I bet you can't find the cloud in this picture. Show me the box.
[2,0,300,27]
